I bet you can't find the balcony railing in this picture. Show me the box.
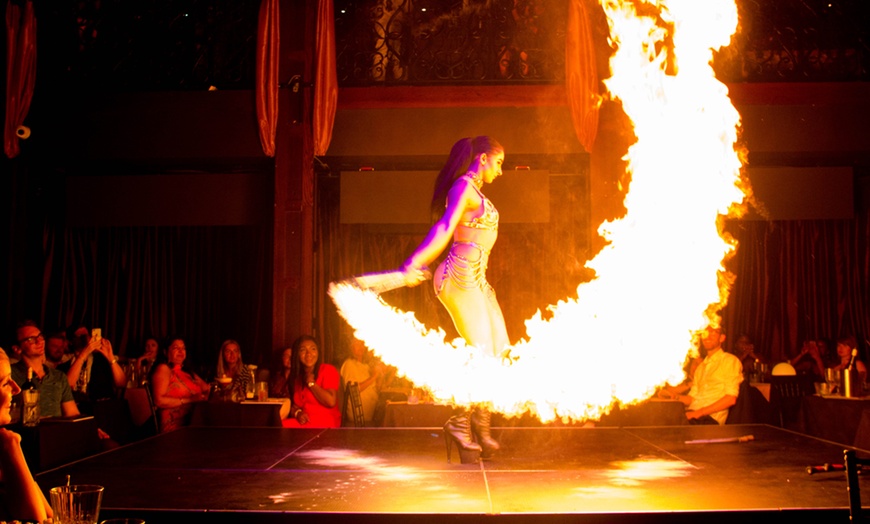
[33,0,870,92]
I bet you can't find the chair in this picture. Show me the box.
[845,449,870,520]
[726,380,773,425]
[344,381,366,427]
[768,374,815,429]
[124,385,158,438]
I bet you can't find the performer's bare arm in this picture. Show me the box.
[401,178,477,284]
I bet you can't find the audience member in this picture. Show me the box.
[732,333,766,370]
[339,338,382,424]
[283,335,341,428]
[57,324,127,413]
[149,337,210,433]
[675,326,743,425]
[829,335,867,377]
[0,347,52,523]
[789,339,827,380]
[43,329,72,369]
[10,320,80,418]
[215,339,254,401]
[135,337,160,382]
[269,347,293,399]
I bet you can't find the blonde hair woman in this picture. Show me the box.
[216,339,254,401]
[0,347,52,522]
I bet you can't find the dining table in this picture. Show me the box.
[597,399,688,427]
[16,415,101,473]
[797,394,870,449]
[190,398,288,428]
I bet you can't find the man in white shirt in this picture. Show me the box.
[676,326,743,425]
[339,338,382,424]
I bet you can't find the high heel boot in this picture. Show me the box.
[470,406,500,458]
[443,410,482,464]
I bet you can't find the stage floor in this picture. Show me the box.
[35,424,861,523]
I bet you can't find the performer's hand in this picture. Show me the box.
[401,264,429,287]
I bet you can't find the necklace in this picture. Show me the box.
[466,171,483,189]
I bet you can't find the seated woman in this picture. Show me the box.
[0,348,52,522]
[150,337,210,433]
[283,336,341,428]
[269,346,293,399]
[215,339,254,401]
[829,335,867,380]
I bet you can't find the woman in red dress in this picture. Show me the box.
[282,336,341,428]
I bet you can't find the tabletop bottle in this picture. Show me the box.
[22,367,40,426]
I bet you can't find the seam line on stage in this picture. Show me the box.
[265,429,329,470]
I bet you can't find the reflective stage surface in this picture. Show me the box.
[35,424,861,523]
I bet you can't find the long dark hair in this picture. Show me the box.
[149,335,198,381]
[269,346,293,397]
[291,335,321,389]
[429,136,503,221]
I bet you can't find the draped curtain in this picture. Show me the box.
[4,0,37,159]
[38,224,272,378]
[566,0,600,153]
[255,0,336,157]
[313,0,337,156]
[723,209,870,365]
[255,0,280,157]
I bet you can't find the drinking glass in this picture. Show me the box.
[825,368,841,395]
[256,381,269,401]
[50,484,104,524]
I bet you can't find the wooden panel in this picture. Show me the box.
[340,170,550,224]
[743,166,854,220]
[65,172,272,227]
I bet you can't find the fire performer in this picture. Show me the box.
[399,136,507,462]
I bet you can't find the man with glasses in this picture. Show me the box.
[10,320,80,418]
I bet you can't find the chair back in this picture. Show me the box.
[345,381,366,427]
[845,449,870,520]
[124,385,158,437]
[726,381,773,425]
[769,374,814,428]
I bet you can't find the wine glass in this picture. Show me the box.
[824,368,841,395]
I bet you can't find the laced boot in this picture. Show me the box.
[470,406,500,458]
[443,410,481,464]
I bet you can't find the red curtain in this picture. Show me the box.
[4,0,37,159]
[37,224,273,375]
[565,0,600,153]
[313,0,337,156]
[255,0,280,157]
[723,212,870,365]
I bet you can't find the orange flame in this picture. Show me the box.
[330,0,745,423]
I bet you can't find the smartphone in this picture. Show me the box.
[92,328,102,343]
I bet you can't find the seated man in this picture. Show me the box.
[339,338,382,424]
[43,329,72,369]
[675,325,743,425]
[10,320,80,418]
[57,325,126,414]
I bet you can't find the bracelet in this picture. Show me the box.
[293,408,302,418]
[111,358,119,365]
